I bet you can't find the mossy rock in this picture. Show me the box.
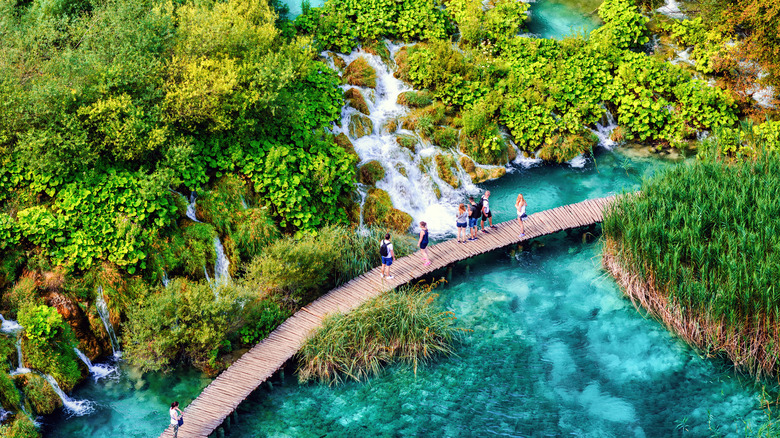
[342,57,377,88]
[459,156,507,184]
[383,118,400,134]
[432,181,442,199]
[348,113,374,139]
[400,103,446,137]
[358,160,386,185]
[538,132,597,163]
[397,91,433,108]
[507,143,518,162]
[432,126,459,149]
[333,132,358,159]
[330,53,347,70]
[21,374,62,415]
[344,88,370,115]
[435,154,460,189]
[363,188,412,233]
[394,163,407,177]
[396,134,418,153]
[363,39,392,66]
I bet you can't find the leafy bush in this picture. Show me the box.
[0,414,40,438]
[238,300,292,346]
[297,280,462,385]
[232,207,281,261]
[0,371,19,411]
[22,373,62,415]
[18,304,81,390]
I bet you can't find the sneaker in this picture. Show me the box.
[519,233,525,238]
[424,261,431,266]
[468,237,474,241]
[490,225,498,229]
[482,229,489,234]
[386,275,394,279]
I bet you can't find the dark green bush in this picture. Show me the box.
[18,304,82,390]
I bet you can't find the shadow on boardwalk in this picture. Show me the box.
[159,195,617,438]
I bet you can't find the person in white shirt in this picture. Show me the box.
[481,191,497,232]
[516,193,528,237]
[170,401,183,437]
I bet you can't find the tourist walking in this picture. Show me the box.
[468,197,481,241]
[456,203,469,243]
[170,401,183,438]
[380,233,396,279]
[516,193,528,237]
[481,190,497,232]
[418,221,431,266]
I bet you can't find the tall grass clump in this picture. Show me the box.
[297,280,462,385]
[602,152,780,376]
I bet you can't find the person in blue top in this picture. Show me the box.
[417,221,431,266]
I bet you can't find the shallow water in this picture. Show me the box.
[526,0,602,40]
[228,233,770,437]
[43,362,210,437]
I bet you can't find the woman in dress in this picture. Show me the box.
[516,194,528,237]
[418,221,431,266]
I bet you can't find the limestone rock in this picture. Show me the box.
[348,113,374,139]
[363,188,412,233]
[344,88,370,115]
[45,291,105,361]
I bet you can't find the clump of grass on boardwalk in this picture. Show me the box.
[602,152,780,376]
[297,280,462,385]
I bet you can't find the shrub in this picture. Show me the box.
[22,373,61,415]
[238,299,292,346]
[0,371,19,411]
[197,175,248,237]
[18,304,81,390]
[397,91,433,108]
[233,207,280,261]
[0,414,39,438]
[297,280,462,385]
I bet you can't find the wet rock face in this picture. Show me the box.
[44,292,105,361]
[342,57,377,88]
[358,161,385,186]
[348,113,374,139]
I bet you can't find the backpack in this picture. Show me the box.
[380,240,389,257]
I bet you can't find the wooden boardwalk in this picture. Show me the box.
[159,195,616,438]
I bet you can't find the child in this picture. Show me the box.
[418,221,431,266]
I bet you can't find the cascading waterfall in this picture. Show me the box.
[95,288,121,358]
[162,270,170,288]
[43,374,94,416]
[591,109,618,150]
[12,336,30,375]
[656,0,685,19]
[212,237,230,285]
[331,45,489,238]
[74,348,116,380]
[185,191,200,222]
[0,314,22,333]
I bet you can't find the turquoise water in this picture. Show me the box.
[526,0,602,39]
[43,363,210,437]
[227,232,771,436]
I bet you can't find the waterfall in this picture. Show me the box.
[95,288,122,358]
[43,374,94,416]
[74,348,116,380]
[212,237,230,285]
[0,408,9,423]
[186,192,200,222]
[0,314,22,333]
[656,0,685,19]
[240,195,249,209]
[162,270,170,288]
[591,109,618,150]
[11,336,30,375]
[331,45,485,238]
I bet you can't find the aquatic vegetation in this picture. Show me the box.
[698,120,780,159]
[342,58,377,88]
[603,152,780,375]
[297,280,462,385]
[22,373,62,415]
[0,413,39,438]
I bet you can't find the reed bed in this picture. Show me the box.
[602,153,780,376]
[297,280,463,385]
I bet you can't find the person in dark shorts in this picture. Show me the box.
[468,197,481,241]
[456,203,469,243]
[417,221,431,266]
[481,190,497,232]
[380,233,396,279]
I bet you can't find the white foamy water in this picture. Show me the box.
[11,336,31,376]
[657,0,685,19]
[74,348,117,381]
[331,45,489,238]
[590,109,618,150]
[212,237,230,285]
[568,155,589,168]
[96,288,122,359]
[44,374,94,417]
[0,314,22,333]
[185,192,199,222]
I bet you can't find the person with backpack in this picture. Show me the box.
[481,190,497,233]
[380,233,396,279]
[468,197,481,241]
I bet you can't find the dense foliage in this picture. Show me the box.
[603,153,780,375]
[297,280,461,385]
[18,304,82,390]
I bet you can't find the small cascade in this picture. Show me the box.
[162,270,170,288]
[12,336,30,375]
[43,374,94,416]
[0,408,10,423]
[656,0,685,19]
[0,314,22,333]
[240,196,249,209]
[591,109,618,150]
[74,348,116,380]
[95,288,122,358]
[331,44,482,238]
[568,155,589,168]
[186,192,200,222]
[212,237,230,285]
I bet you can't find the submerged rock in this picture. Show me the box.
[395,134,418,153]
[459,156,506,184]
[348,113,374,139]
